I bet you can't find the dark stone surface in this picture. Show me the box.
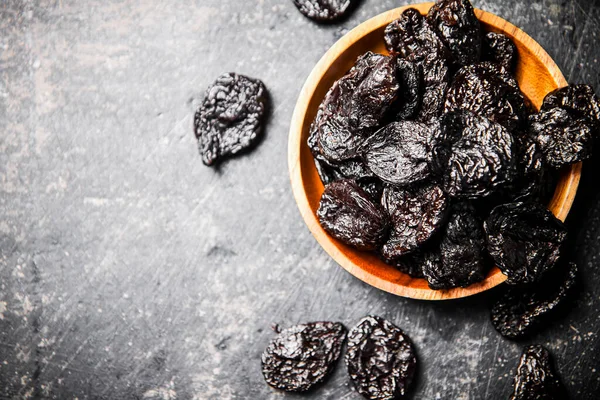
[0,0,599,399]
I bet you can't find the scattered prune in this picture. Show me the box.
[292,0,356,22]
[424,203,488,289]
[509,345,566,400]
[361,121,434,186]
[261,321,347,392]
[529,107,593,167]
[380,183,448,260]
[346,316,417,400]
[484,202,567,285]
[444,62,527,132]
[427,0,482,65]
[482,32,517,71]
[541,84,600,129]
[194,73,268,166]
[317,179,389,250]
[492,262,578,339]
[434,111,516,198]
[393,59,421,120]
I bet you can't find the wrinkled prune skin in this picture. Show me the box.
[541,84,600,129]
[434,111,516,198]
[261,321,347,392]
[358,178,385,203]
[380,183,448,260]
[310,53,399,162]
[361,121,434,186]
[346,316,417,400]
[492,262,578,339]
[317,179,389,250]
[485,202,567,285]
[482,32,517,71]
[510,134,548,202]
[194,73,268,166]
[529,107,593,167]
[388,252,426,278]
[445,62,528,132]
[416,50,451,122]
[394,59,421,120]
[509,345,566,400]
[424,203,488,289]
[292,0,356,22]
[426,0,482,66]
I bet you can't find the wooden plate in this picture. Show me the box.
[288,3,581,300]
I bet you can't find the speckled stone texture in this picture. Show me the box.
[1,0,599,399]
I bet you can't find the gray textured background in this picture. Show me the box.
[1,0,600,399]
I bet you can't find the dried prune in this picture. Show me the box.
[484,202,567,285]
[317,179,389,250]
[388,253,426,279]
[427,0,482,66]
[482,32,517,71]
[292,0,356,22]
[194,73,268,166]
[346,316,417,400]
[361,121,434,186]
[492,262,578,339]
[261,321,346,392]
[529,107,593,167]
[415,50,451,122]
[445,62,527,132]
[393,59,421,120]
[380,183,448,260]
[358,178,384,203]
[541,84,600,129]
[509,345,566,400]
[434,111,516,198]
[424,203,488,289]
[509,134,547,202]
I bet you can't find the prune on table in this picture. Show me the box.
[423,203,488,289]
[433,111,516,198]
[194,73,268,166]
[292,0,356,22]
[393,59,422,121]
[482,32,517,71]
[317,179,389,250]
[380,183,448,260]
[444,62,528,132]
[426,0,482,66]
[361,121,434,186]
[541,84,600,129]
[484,202,567,285]
[529,107,594,167]
[346,316,417,400]
[492,261,578,339]
[509,345,566,400]
[261,321,346,392]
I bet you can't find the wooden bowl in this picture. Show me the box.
[288,3,582,300]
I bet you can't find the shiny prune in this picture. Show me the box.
[509,134,548,202]
[509,345,566,400]
[261,321,346,392]
[346,316,417,400]
[317,179,389,250]
[541,84,600,129]
[529,107,594,167]
[292,0,357,22]
[482,32,517,71]
[358,178,385,203]
[415,49,451,122]
[484,202,567,285]
[194,73,268,166]
[426,0,482,66]
[492,262,578,339]
[394,58,421,120]
[380,183,448,260]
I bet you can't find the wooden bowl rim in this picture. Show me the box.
[288,2,582,300]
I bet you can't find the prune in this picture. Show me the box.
[541,84,600,129]
[317,179,389,250]
[261,321,346,392]
[393,59,421,120]
[492,262,578,339]
[194,73,268,166]
[424,203,488,289]
[484,202,567,285]
[434,111,516,198]
[509,345,566,400]
[358,178,384,203]
[346,316,417,400]
[388,253,426,279]
[292,0,356,22]
[380,183,448,260]
[510,134,547,202]
[427,0,482,66]
[415,50,451,122]
[482,32,517,71]
[361,121,434,186]
[529,107,593,167]
[445,62,527,132]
